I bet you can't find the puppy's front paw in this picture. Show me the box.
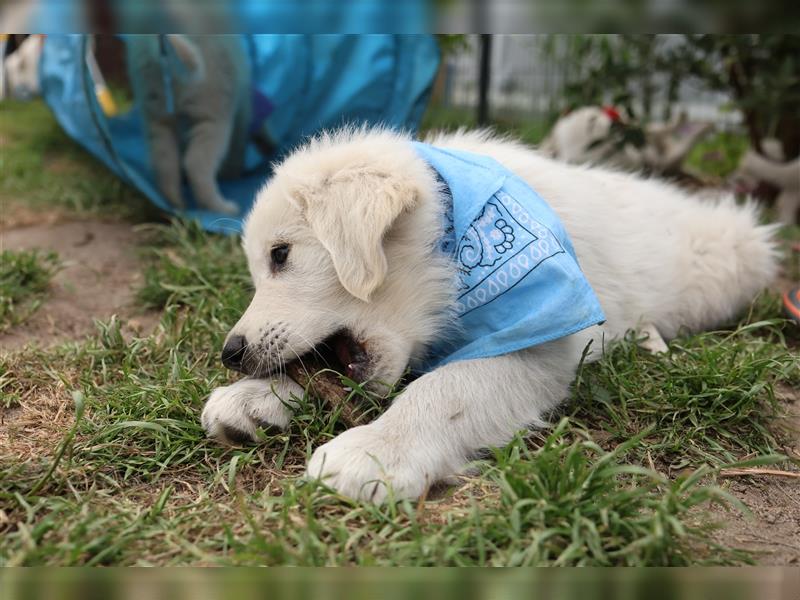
[305,425,434,503]
[201,379,293,445]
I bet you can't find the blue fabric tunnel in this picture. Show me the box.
[39,35,440,233]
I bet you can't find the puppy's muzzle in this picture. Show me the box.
[221,334,248,371]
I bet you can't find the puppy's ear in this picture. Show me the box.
[292,168,418,302]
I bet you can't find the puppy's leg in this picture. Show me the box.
[183,120,239,215]
[776,190,799,225]
[638,322,669,354]
[306,335,585,503]
[146,121,184,209]
[201,377,302,444]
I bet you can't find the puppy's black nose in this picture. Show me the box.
[221,335,247,370]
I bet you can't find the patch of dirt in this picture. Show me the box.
[707,385,800,565]
[0,220,159,351]
[0,204,68,230]
[44,155,83,175]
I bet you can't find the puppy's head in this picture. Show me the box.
[224,130,448,388]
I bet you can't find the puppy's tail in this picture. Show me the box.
[731,201,782,298]
[679,197,780,331]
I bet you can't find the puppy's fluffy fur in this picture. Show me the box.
[201,128,778,502]
[126,35,251,215]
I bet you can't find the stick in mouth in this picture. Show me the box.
[284,329,370,427]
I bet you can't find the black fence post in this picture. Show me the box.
[478,34,492,126]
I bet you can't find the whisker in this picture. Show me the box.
[290,330,333,367]
[284,340,312,379]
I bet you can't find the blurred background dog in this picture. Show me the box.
[125,35,256,215]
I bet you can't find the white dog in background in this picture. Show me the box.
[541,106,712,176]
[201,128,777,502]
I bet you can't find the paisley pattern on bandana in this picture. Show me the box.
[453,190,564,316]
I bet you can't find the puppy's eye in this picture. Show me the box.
[270,243,290,271]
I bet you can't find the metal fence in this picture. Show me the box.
[437,35,742,129]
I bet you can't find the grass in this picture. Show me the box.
[136,221,251,312]
[570,320,799,468]
[0,249,60,331]
[1,99,799,566]
[0,386,756,566]
[685,131,749,179]
[0,99,153,223]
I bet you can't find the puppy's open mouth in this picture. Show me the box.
[287,329,370,383]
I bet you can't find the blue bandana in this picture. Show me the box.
[413,142,606,370]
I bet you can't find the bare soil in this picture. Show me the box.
[0,219,159,351]
[705,384,800,565]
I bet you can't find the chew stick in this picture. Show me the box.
[285,360,361,427]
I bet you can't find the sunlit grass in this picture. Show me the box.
[0,99,152,221]
[0,249,60,331]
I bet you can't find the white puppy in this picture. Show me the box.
[201,128,777,502]
[542,106,712,176]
